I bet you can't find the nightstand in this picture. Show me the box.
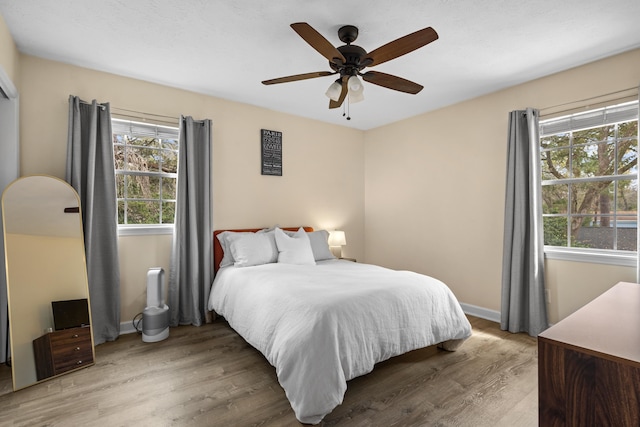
[33,326,94,381]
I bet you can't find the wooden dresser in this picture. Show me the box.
[538,281,640,426]
[33,326,94,381]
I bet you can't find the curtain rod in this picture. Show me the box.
[111,106,179,121]
[77,100,179,123]
[78,99,106,110]
[540,86,638,117]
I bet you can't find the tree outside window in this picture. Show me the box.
[112,119,179,226]
[540,102,638,251]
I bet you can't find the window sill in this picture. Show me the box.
[544,246,637,267]
[117,224,174,236]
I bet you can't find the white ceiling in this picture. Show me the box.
[1,0,639,130]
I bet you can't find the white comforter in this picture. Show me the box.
[207,260,472,424]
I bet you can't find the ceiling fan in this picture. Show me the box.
[262,23,439,110]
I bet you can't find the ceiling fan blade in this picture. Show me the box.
[291,22,346,64]
[262,71,335,85]
[362,71,424,94]
[329,78,348,109]
[365,27,438,67]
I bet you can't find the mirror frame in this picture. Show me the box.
[2,175,95,390]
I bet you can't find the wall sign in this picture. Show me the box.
[261,129,282,176]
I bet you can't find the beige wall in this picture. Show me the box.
[0,13,19,84]
[545,259,635,323]
[17,54,365,323]
[364,48,640,324]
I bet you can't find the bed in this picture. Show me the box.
[207,226,472,424]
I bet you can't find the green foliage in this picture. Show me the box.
[541,120,638,250]
[114,134,178,225]
[543,217,567,247]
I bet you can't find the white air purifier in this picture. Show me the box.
[142,267,169,343]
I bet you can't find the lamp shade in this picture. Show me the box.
[348,89,364,103]
[328,230,347,246]
[347,75,364,103]
[325,80,342,101]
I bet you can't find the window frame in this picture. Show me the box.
[539,101,639,266]
[112,118,180,235]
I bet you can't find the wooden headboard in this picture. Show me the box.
[213,227,314,274]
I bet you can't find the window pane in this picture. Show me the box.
[130,136,159,148]
[162,201,175,224]
[617,179,637,251]
[616,221,637,251]
[124,147,145,172]
[118,201,125,224]
[127,175,148,199]
[542,184,568,214]
[114,144,125,170]
[162,177,177,199]
[618,121,638,139]
[116,174,125,199]
[544,216,568,247]
[570,182,613,215]
[572,126,614,146]
[571,142,614,178]
[541,147,569,180]
[618,130,637,175]
[126,201,160,224]
[573,217,614,249]
[161,149,178,174]
[617,179,637,212]
[541,133,569,150]
[149,176,161,199]
[162,138,178,151]
[131,146,160,172]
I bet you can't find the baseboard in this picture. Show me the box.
[460,302,500,323]
[119,320,138,335]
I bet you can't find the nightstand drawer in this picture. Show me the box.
[33,326,94,380]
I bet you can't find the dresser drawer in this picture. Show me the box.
[50,327,93,374]
[33,326,94,380]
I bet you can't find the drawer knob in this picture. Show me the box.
[72,334,79,338]
[76,360,83,365]
[75,347,81,351]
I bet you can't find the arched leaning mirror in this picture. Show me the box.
[2,175,94,390]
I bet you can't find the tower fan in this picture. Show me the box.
[142,267,169,342]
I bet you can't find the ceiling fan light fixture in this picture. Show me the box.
[349,90,364,104]
[347,75,364,103]
[348,75,363,93]
[325,80,342,101]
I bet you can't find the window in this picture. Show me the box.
[112,119,179,229]
[540,101,638,259]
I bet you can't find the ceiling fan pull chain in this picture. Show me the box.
[346,97,351,120]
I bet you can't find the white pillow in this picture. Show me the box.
[217,228,276,268]
[227,231,278,267]
[307,230,335,261]
[274,227,316,265]
[217,231,242,268]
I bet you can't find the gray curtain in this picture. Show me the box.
[501,108,548,336]
[168,116,213,327]
[66,96,121,344]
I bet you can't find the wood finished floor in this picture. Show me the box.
[0,316,538,426]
